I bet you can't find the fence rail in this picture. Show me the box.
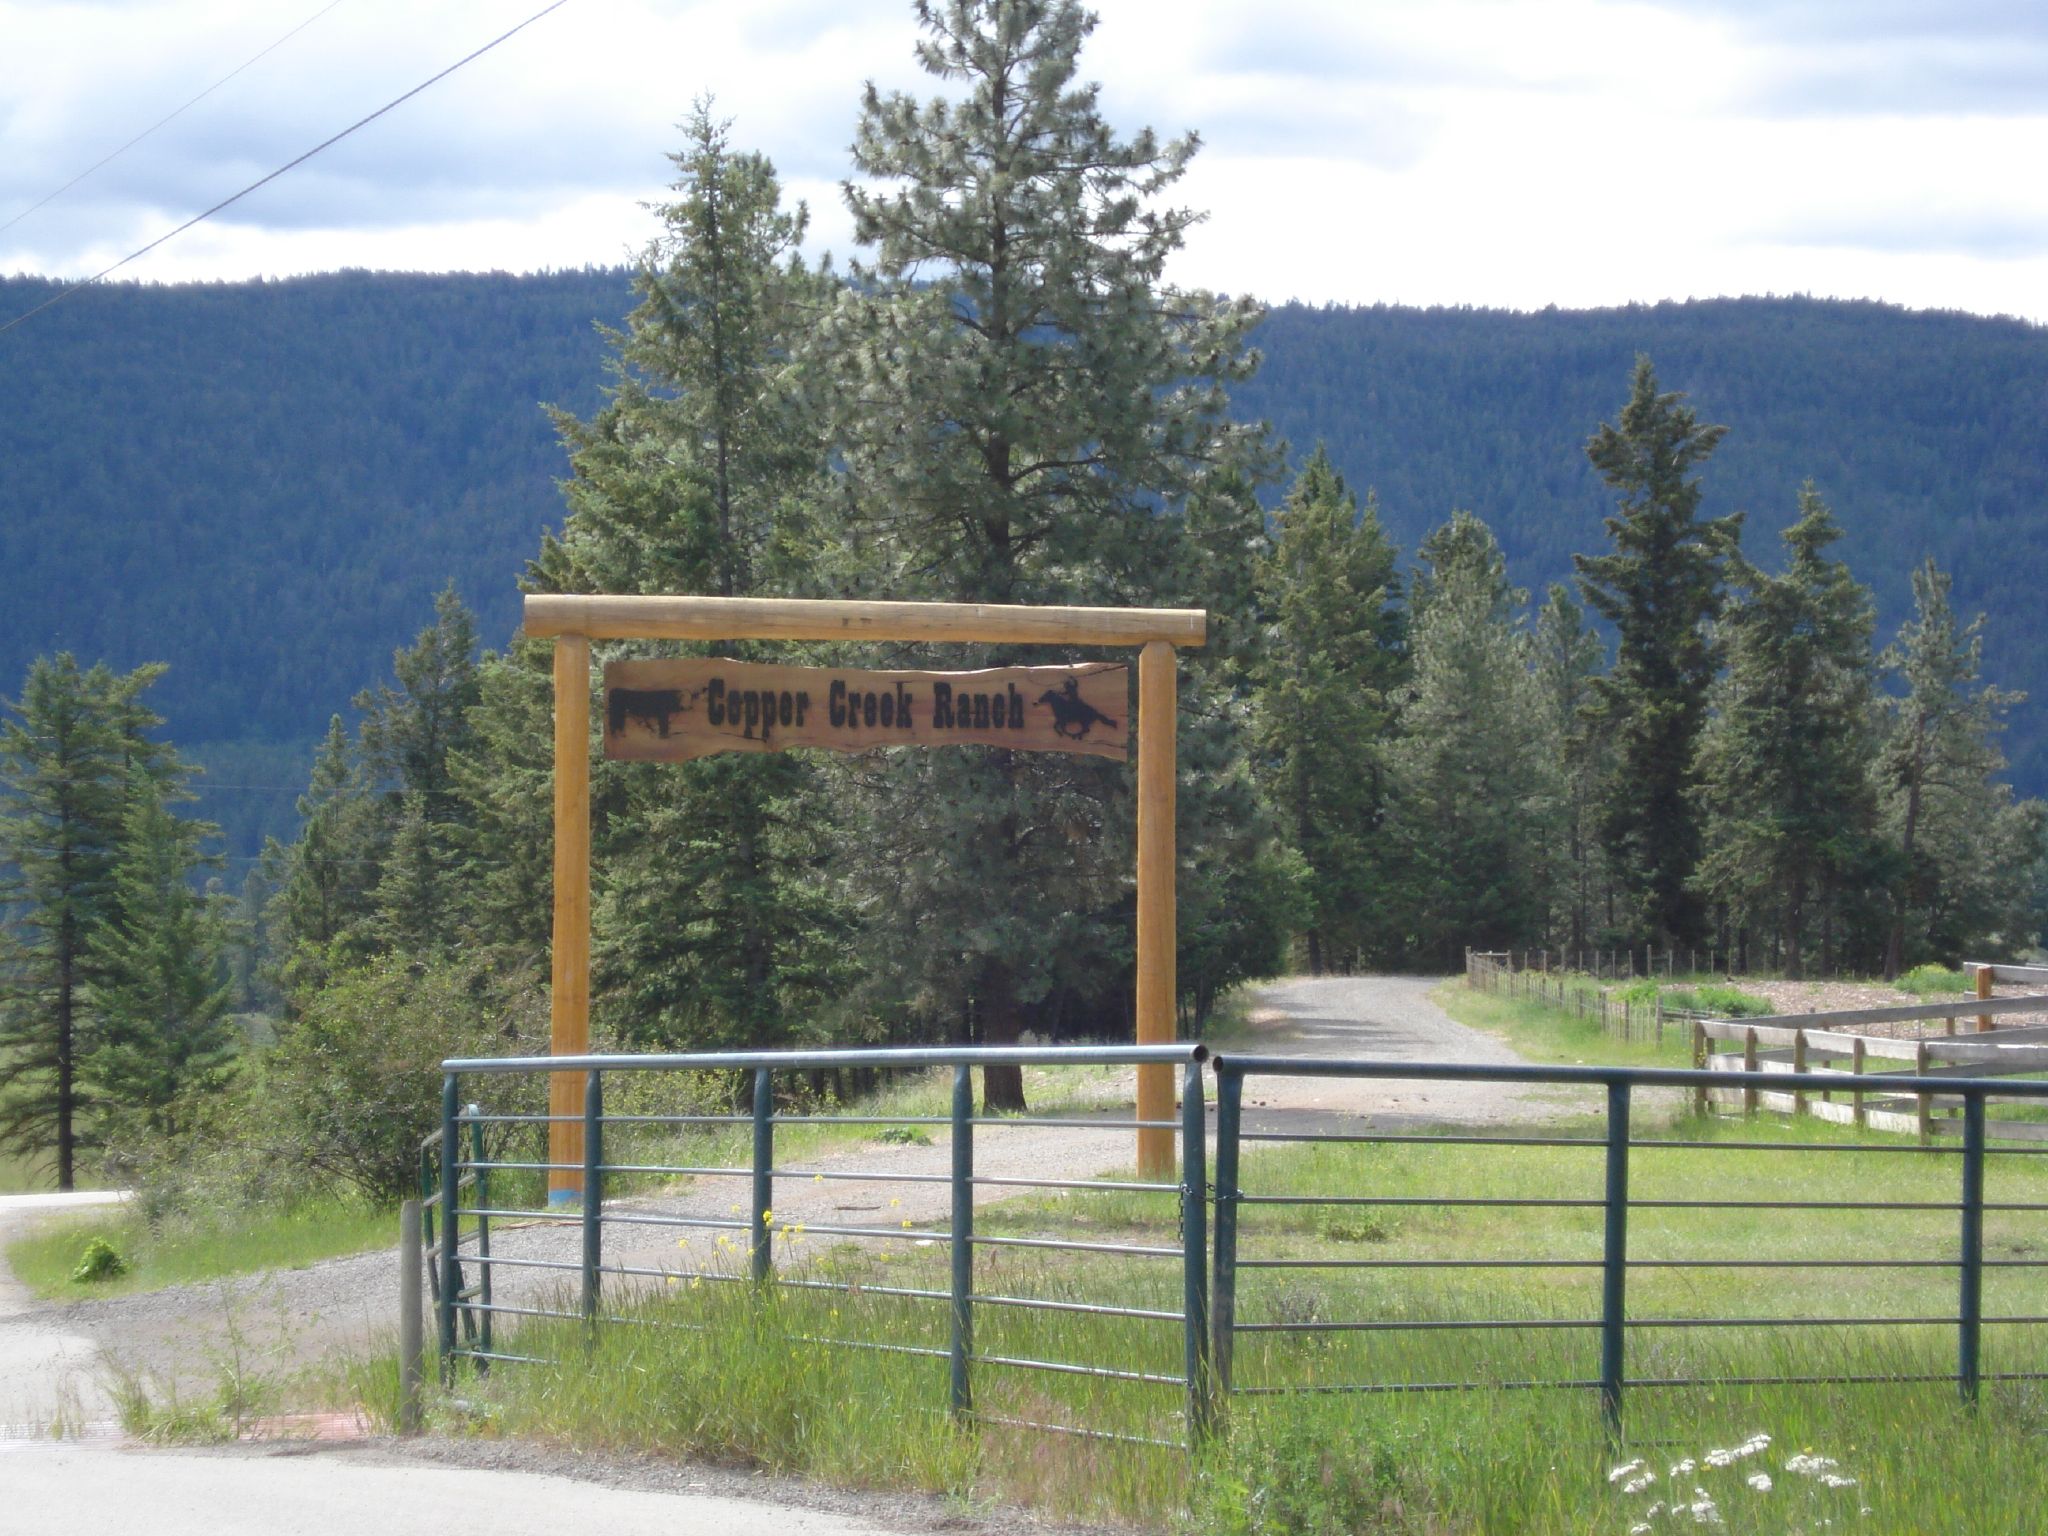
[1694,1009,2048,1143]
[427,1044,2048,1448]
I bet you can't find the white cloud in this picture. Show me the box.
[1,0,2044,322]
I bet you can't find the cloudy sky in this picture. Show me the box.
[3,0,2045,320]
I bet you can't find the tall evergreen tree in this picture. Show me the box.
[1695,486,1878,977]
[824,0,1268,1107]
[1380,515,1556,968]
[532,101,824,602]
[1531,584,1607,954]
[269,714,379,992]
[0,656,180,1187]
[1878,560,2043,973]
[1575,356,1741,954]
[272,591,483,986]
[87,765,234,1140]
[465,105,845,1054]
[1251,449,1403,971]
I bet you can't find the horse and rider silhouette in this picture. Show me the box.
[1034,676,1120,741]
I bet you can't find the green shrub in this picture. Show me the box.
[1610,980,1775,1017]
[1665,983,1776,1018]
[259,956,546,1203]
[70,1236,127,1283]
[1898,964,1970,997]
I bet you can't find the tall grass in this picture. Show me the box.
[1437,982,1695,1066]
[445,1103,2048,1532]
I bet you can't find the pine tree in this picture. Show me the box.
[1575,356,1740,954]
[1531,585,1607,953]
[1694,486,1878,977]
[87,765,233,1140]
[532,101,825,602]
[1878,560,2044,973]
[1380,515,1556,967]
[824,0,1269,1108]
[274,591,484,985]
[355,584,481,819]
[270,715,380,991]
[463,105,845,1052]
[0,655,180,1187]
[1251,449,1403,971]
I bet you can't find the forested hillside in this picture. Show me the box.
[3,270,2044,857]
[1235,297,2048,770]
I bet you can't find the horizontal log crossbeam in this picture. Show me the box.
[524,594,1207,648]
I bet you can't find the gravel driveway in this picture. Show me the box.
[9,975,1562,1411]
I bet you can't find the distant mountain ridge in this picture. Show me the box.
[3,270,2042,854]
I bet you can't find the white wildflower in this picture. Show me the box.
[1669,1457,1697,1477]
[1624,1473,1656,1495]
[1688,1488,1723,1525]
[1629,1525,1652,1536]
[1704,1434,1770,1468]
[1784,1454,1840,1478]
[1817,1473,1857,1489]
[1610,1458,1648,1484]
[1746,1472,1772,1493]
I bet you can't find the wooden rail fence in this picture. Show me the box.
[1694,985,2048,1144]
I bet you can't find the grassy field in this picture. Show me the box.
[6,1195,394,1299]
[442,1084,2048,1534]
[1433,978,1698,1067]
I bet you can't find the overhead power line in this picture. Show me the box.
[0,0,575,340]
[0,0,351,239]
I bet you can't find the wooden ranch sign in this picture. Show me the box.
[603,658,1129,762]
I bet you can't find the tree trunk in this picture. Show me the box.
[978,962,1027,1114]
[57,919,76,1192]
[1784,868,1806,980]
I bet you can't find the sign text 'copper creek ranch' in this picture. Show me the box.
[603,658,1129,762]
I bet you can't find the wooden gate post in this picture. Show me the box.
[1135,641,1177,1178]
[550,634,592,1204]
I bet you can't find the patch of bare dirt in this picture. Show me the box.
[1737,977,2048,1037]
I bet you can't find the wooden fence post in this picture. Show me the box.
[1743,1028,1759,1116]
[1915,1040,1932,1145]
[1692,1023,1708,1117]
[1852,1037,1867,1130]
[1792,1030,1809,1119]
[1978,963,1995,1034]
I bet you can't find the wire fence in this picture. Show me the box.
[1466,949,1701,1045]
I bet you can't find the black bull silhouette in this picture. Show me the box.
[608,686,697,739]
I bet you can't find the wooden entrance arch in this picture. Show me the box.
[525,594,1205,1193]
